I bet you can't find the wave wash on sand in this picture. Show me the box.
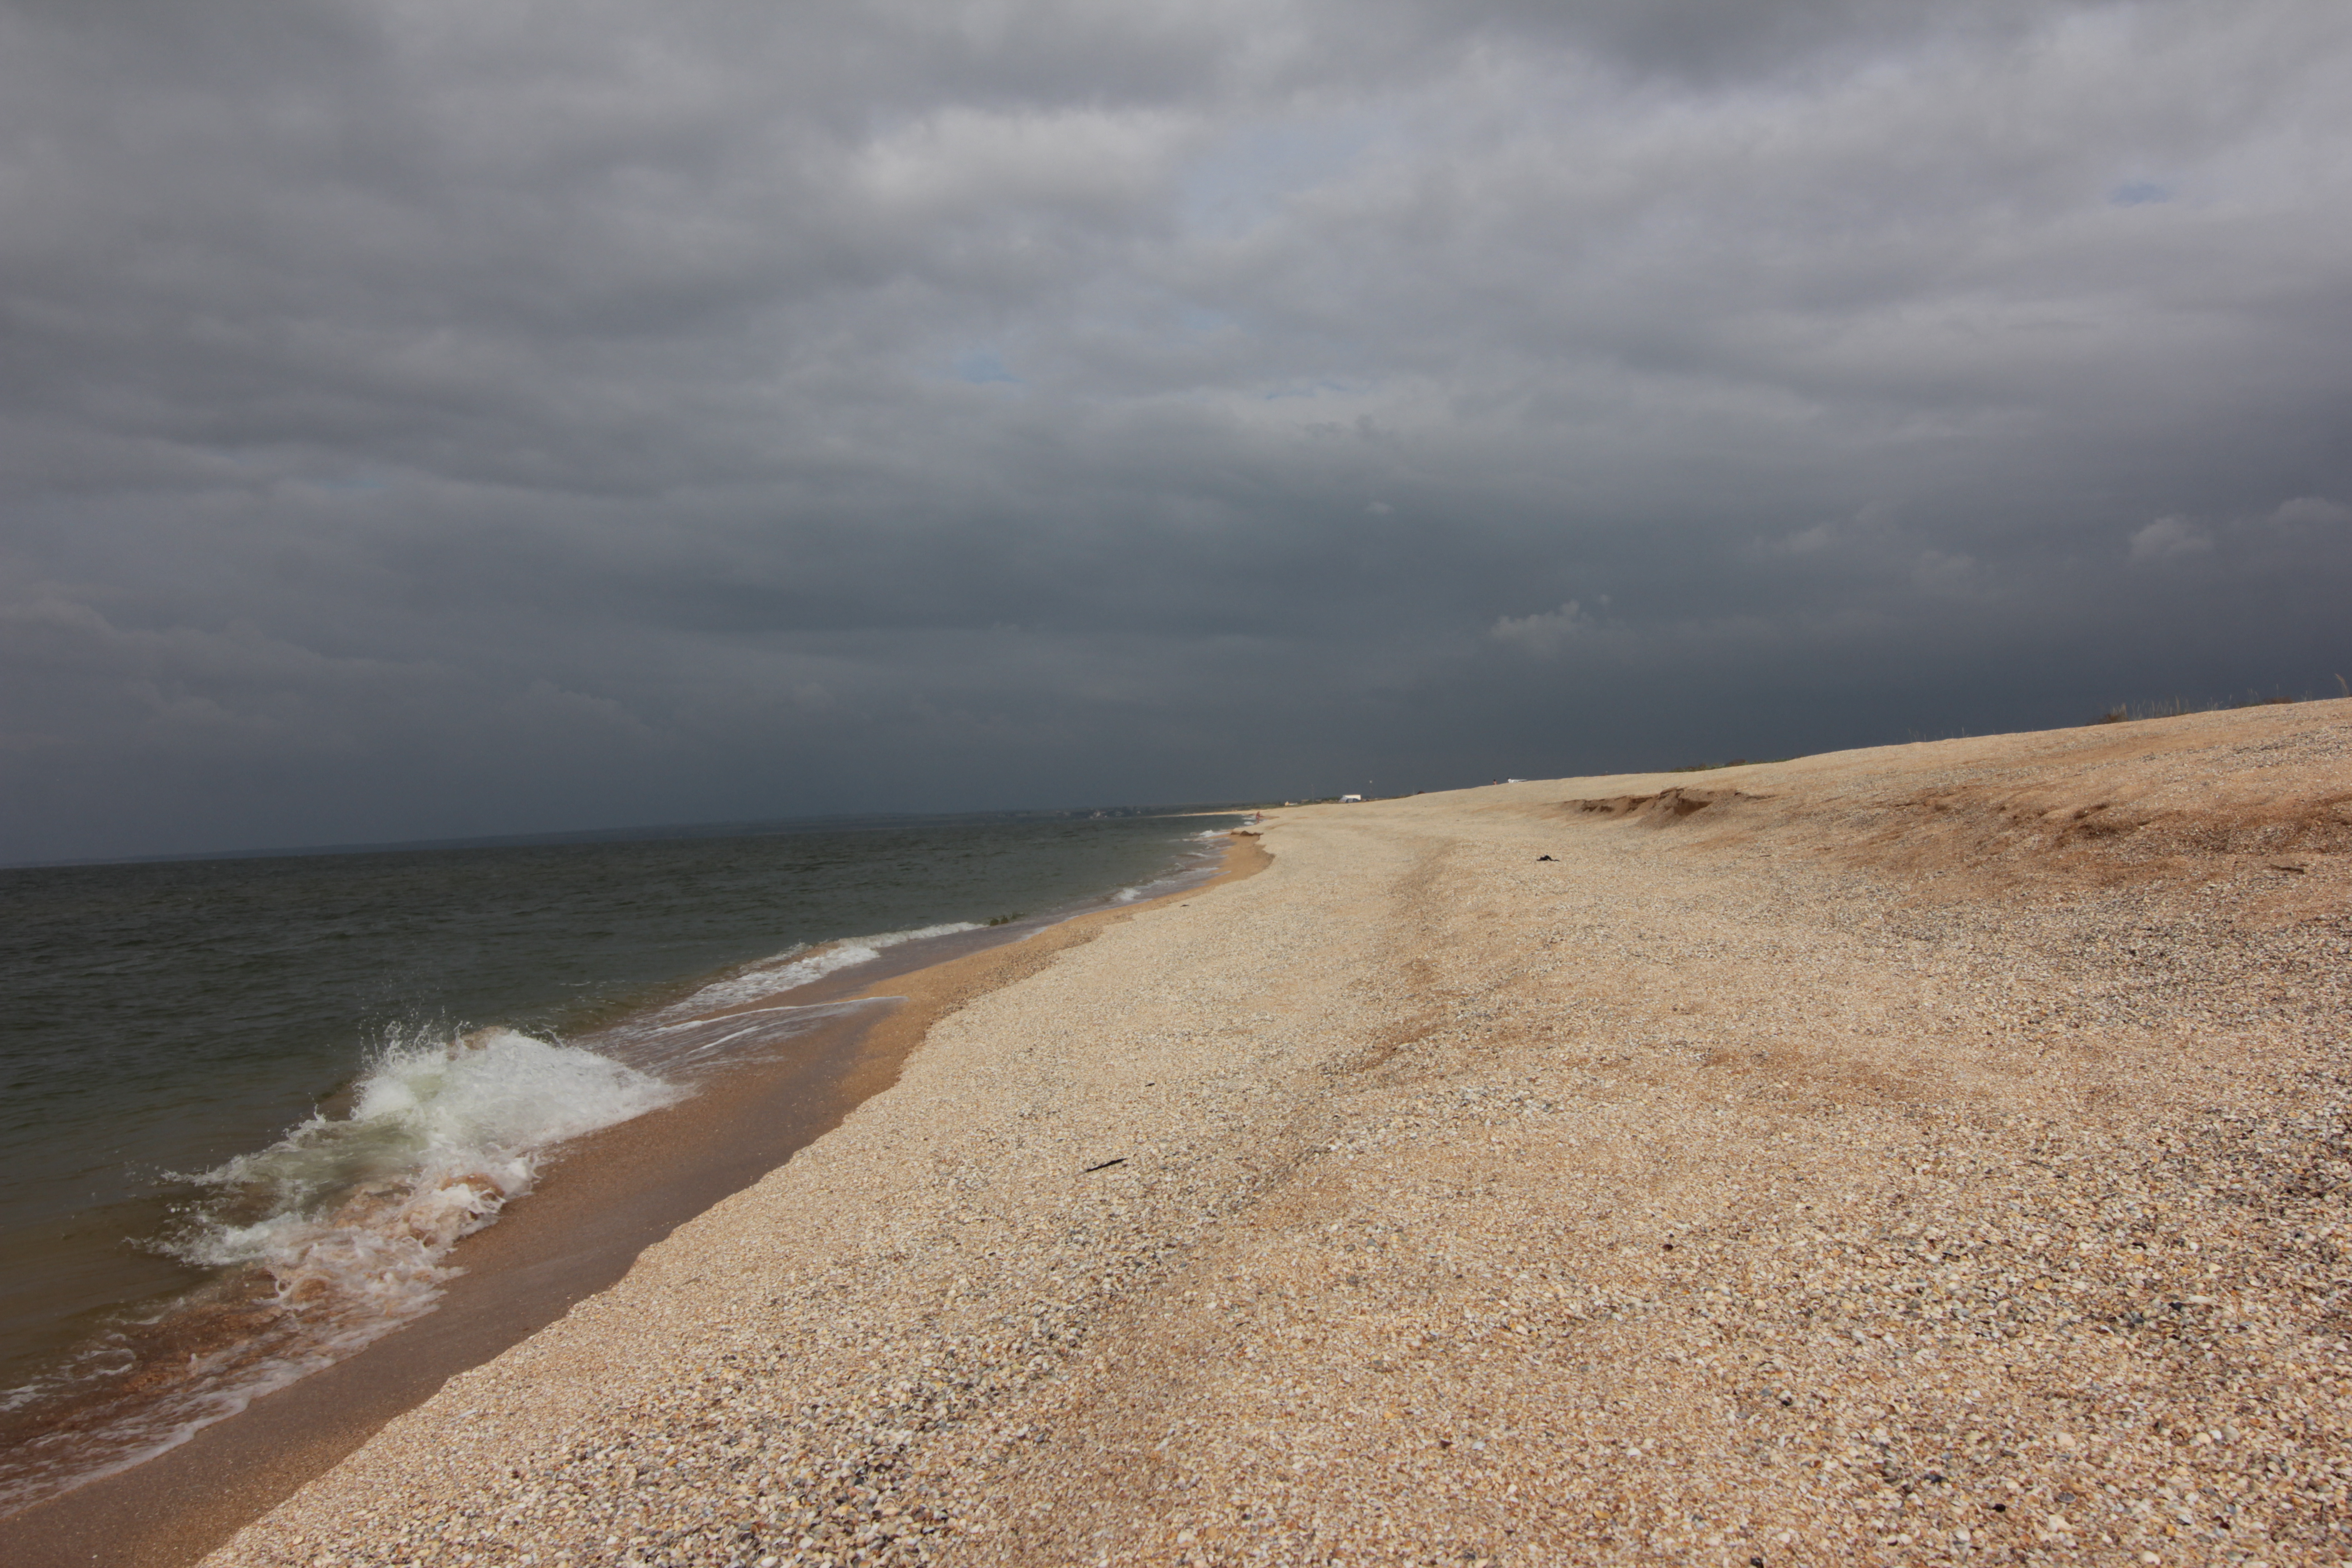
[173,702,2351,1567]
[0,1029,683,1516]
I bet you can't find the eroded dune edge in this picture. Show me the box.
[210,704,2351,1568]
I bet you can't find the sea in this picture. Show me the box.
[0,807,1247,1515]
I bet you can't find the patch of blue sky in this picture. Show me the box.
[952,348,1021,386]
[1178,111,1398,241]
[2109,180,2172,206]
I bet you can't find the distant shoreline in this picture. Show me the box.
[1,802,1272,874]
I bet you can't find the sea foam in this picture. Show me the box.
[167,1028,682,1313]
[666,922,981,1014]
[0,1028,681,1514]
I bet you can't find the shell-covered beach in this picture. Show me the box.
[203,702,2351,1567]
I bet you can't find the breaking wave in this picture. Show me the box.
[0,1028,679,1513]
[665,922,981,1014]
[163,1026,682,1298]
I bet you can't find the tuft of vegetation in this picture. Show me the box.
[2092,688,2316,725]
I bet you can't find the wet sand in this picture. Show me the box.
[0,844,1265,1568]
[140,706,2352,1566]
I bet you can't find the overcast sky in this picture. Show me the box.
[4,0,2348,862]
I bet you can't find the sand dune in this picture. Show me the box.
[206,701,2351,1567]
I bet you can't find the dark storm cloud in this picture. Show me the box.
[3,0,2349,861]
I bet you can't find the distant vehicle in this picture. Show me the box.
[1340,794,1363,803]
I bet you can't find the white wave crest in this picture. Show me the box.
[0,1028,691,1516]
[668,922,980,1013]
[167,1028,682,1319]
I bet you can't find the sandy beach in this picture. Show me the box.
[183,701,2348,1567]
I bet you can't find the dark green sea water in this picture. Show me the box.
[0,808,1243,1510]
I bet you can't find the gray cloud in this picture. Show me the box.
[4,0,2349,861]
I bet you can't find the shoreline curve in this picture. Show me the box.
[0,831,1271,1568]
